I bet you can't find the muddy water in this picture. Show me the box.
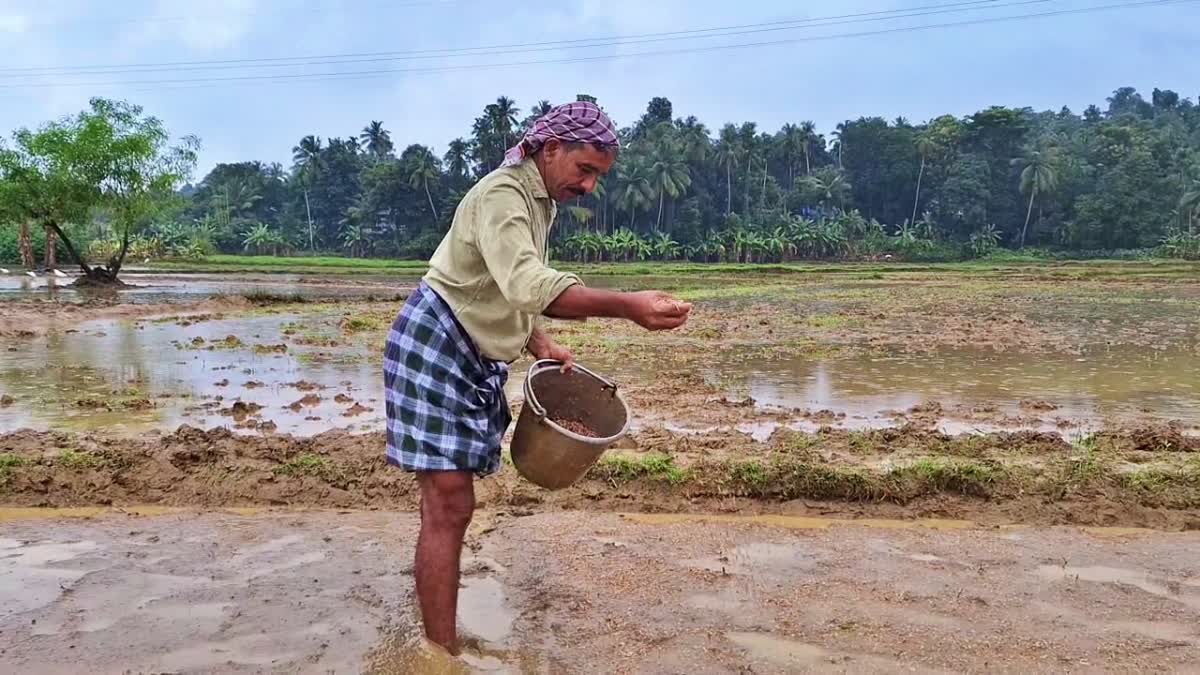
[3,306,1200,435]
[0,311,397,435]
[0,271,418,304]
[695,346,1200,437]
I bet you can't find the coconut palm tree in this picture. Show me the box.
[615,161,654,230]
[489,96,520,152]
[219,177,262,220]
[291,135,322,250]
[911,132,938,227]
[405,147,440,221]
[1180,178,1200,234]
[778,123,804,186]
[647,140,692,231]
[676,116,710,164]
[443,138,470,179]
[1011,149,1061,248]
[360,121,394,160]
[715,125,740,215]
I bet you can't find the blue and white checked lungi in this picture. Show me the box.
[383,281,511,476]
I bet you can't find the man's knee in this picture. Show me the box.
[418,471,475,531]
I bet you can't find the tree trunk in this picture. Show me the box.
[629,207,636,230]
[656,190,664,233]
[911,155,926,227]
[303,189,315,251]
[45,221,93,277]
[761,165,768,214]
[745,158,752,216]
[17,221,34,269]
[423,179,439,221]
[44,227,57,269]
[1020,188,1037,249]
[726,162,732,215]
[804,145,811,175]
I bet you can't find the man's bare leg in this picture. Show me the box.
[414,470,475,653]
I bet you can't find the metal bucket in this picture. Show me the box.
[510,359,630,490]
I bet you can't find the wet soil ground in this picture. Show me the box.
[4,262,1200,672]
[1,509,1198,673]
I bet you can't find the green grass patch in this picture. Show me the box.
[340,315,387,332]
[56,449,101,470]
[274,453,347,483]
[592,453,691,485]
[0,453,25,484]
[888,458,1003,497]
[804,314,850,329]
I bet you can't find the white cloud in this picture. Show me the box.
[126,0,260,51]
[0,10,30,34]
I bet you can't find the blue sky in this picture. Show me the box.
[1,0,1196,179]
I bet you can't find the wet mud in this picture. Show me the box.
[2,509,1199,673]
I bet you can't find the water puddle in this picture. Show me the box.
[0,311,410,435]
[699,347,1200,433]
[683,542,815,576]
[0,539,101,620]
[5,275,1200,436]
[458,576,516,646]
[1036,565,1200,610]
[0,271,418,304]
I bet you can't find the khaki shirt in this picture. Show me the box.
[423,158,581,363]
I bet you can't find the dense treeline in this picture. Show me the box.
[6,86,1200,266]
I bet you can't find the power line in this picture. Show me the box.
[0,0,1030,76]
[0,0,1191,91]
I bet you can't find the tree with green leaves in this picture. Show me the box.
[1011,148,1061,248]
[443,138,470,180]
[0,97,197,283]
[360,121,394,161]
[403,145,441,222]
[715,125,740,215]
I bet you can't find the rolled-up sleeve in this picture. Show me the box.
[475,183,581,315]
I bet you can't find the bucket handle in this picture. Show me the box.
[525,359,618,420]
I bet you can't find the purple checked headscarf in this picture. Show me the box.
[501,101,620,168]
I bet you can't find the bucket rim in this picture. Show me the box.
[523,359,631,444]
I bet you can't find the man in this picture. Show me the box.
[383,100,692,653]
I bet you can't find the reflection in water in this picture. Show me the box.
[0,271,420,304]
[0,312,389,435]
[2,297,1199,436]
[693,347,1200,434]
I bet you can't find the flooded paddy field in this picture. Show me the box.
[2,260,1200,672]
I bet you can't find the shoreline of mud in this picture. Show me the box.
[1,424,1197,530]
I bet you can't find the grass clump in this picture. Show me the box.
[56,449,102,470]
[887,458,1003,498]
[275,453,346,483]
[340,315,386,332]
[593,453,691,485]
[0,453,26,485]
[241,290,308,305]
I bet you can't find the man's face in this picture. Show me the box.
[539,140,617,203]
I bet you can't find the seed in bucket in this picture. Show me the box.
[554,418,598,438]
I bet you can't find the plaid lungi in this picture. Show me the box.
[383,281,511,475]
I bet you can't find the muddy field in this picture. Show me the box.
[2,262,1199,525]
[2,261,1200,672]
[2,509,1199,673]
